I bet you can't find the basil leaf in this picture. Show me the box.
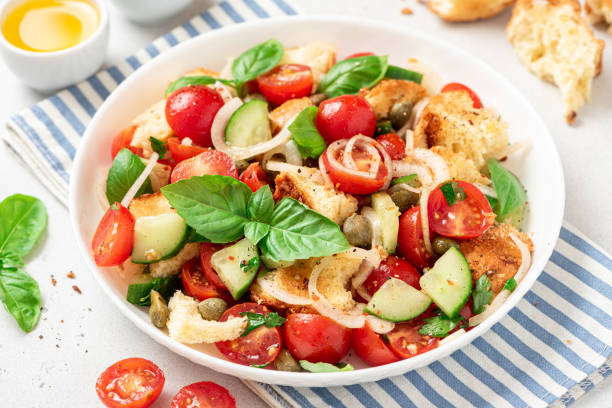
[440,181,466,207]
[106,149,153,205]
[247,186,274,223]
[391,174,417,186]
[161,175,251,243]
[473,274,493,314]
[232,39,284,83]
[239,311,285,336]
[0,265,41,332]
[0,252,24,267]
[126,275,180,306]
[488,159,527,221]
[299,360,354,373]
[149,137,167,157]
[244,221,270,246]
[165,75,235,96]
[503,277,517,292]
[385,65,423,84]
[186,228,210,243]
[0,194,47,258]
[318,55,388,98]
[485,194,498,210]
[419,313,466,338]
[261,198,350,262]
[375,120,394,136]
[288,107,326,159]
[240,257,260,273]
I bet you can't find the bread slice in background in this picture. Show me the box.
[428,0,514,22]
[507,0,605,123]
[585,0,612,33]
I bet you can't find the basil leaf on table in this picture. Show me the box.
[0,264,41,332]
[318,55,388,98]
[260,198,351,262]
[473,274,493,314]
[247,186,274,223]
[232,38,284,83]
[487,158,527,221]
[165,75,236,96]
[244,222,270,246]
[419,312,466,338]
[299,360,354,373]
[0,194,47,258]
[106,148,153,205]
[385,65,423,84]
[126,275,180,306]
[162,175,251,243]
[149,137,167,157]
[288,106,326,159]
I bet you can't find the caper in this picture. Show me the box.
[432,236,460,256]
[388,185,420,212]
[389,101,414,130]
[342,214,372,249]
[149,290,169,329]
[309,93,328,106]
[274,349,302,372]
[198,298,228,321]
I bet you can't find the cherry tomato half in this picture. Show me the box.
[111,125,142,159]
[216,303,282,366]
[397,207,434,270]
[344,51,375,60]
[200,242,228,290]
[376,133,406,160]
[170,381,236,408]
[441,82,483,109]
[283,313,351,364]
[352,326,399,367]
[170,150,238,183]
[96,358,164,408]
[182,258,233,303]
[427,180,493,239]
[167,137,207,163]
[256,64,313,106]
[386,315,439,360]
[91,203,135,267]
[316,95,376,143]
[165,85,225,147]
[239,162,269,192]
[364,255,421,297]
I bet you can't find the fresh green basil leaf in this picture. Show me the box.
[485,194,499,210]
[0,265,41,332]
[299,360,354,373]
[260,198,350,262]
[375,120,394,136]
[165,75,236,96]
[161,175,251,243]
[232,38,284,83]
[385,65,423,84]
[244,222,270,246]
[106,148,153,205]
[239,311,285,336]
[488,159,527,221]
[186,228,210,243]
[473,274,493,314]
[0,252,24,268]
[0,194,47,258]
[318,55,388,98]
[288,106,327,159]
[240,256,261,274]
[126,275,180,306]
[149,137,167,157]
[503,277,517,292]
[419,313,466,338]
[440,181,466,207]
[391,174,417,186]
[247,186,274,223]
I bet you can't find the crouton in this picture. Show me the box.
[130,100,174,157]
[460,223,534,294]
[183,67,219,78]
[430,146,490,185]
[167,292,246,344]
[269,97,312,134]
[273,170,358,226]
[428,0,514,22]
[128,192,173,219]
[358,79,428,119]
[281,41,338,90]
[507,0,605,123]
[149,243,199,278]
[414,91,509,171]
[586,0,612,33]
[148,162,171,193]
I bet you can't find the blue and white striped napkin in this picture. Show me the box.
[3,0,610,406]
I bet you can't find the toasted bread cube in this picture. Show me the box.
[281,41,338,91]
[129,100,174,157]
[428,0,514,22]
[430,146,490,185]
[269,97,312,134]
[358,79,428,120]
[586,0,612,33]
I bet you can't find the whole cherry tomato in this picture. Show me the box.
[256,64,313,106]
[397,207,434,270]
[316,95,376,143]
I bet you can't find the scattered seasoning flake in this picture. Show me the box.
[66,271,75,279]
[39,335,43,340]
[72,285,82,294]
[51,276,57,286]
[401,7,413,14]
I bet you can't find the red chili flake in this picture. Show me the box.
[66,271,75,279]
[72,285,82,294]
[51,276,57,286]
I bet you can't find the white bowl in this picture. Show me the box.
[0,0,109,92]
[70,16,565,387]
[108,0,192,24]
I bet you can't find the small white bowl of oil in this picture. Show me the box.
[0,0,109,91]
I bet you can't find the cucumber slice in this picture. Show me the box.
[419,247,472,318]
[132,212,187,264]
[364,278,431,322]
[225,100,272,147]
[371,192,400,254]
[210,238,259,300]
[260,254,295,270]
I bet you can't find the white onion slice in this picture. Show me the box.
[318,154,333,186]
[409,97,430,130]
[396,183,421,194]
[343,135,381,177]
[327,140,377,180]
[439,328,466,346]
[344,247,382,269]
[469,289,511,326]
[412,148,450,184]
[474,183,497,198]
[257,274,313,306]
[377,138,393,191]
[365,315,395,334]
[361,206,382,249]
[403,129,415,154]
[214,81,234,102]
[392,160,432,186]
[351,261,374,302]
[120,152,159,208]
[265,161,312,175]
[284,140,303,166]
[493,139,533,160]
[510,233,532,284]
[419,186,433,255]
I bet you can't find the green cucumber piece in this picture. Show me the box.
[419,247,472,318]
[371,192,400,254]
[260,254,295,270]
[132,212,187,264]
[210,238,259,300]
[364,278,431,322]
[225,100,272,147]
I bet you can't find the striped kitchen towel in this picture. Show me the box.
[2,0,610,407]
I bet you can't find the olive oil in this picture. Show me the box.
[2,0,99,52]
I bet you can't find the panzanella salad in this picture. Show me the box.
[91,39,533,372]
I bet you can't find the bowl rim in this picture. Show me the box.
[69,15,565,386]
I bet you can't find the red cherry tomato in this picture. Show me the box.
[167,137,207,163]
[376,133,406,160]
[398,207,434,270]
[352,326,400,366]
[95,358,164,408]
[216,303,282,366]
[316,95,376,143]
[363,256,421,296]
[386,316,439,359]
[170,150,238,183]
[170,381,236,408]
[441,82,483,109]
[283,313,351,364]
[239,162,269,192]
[256,64,313,106]
[111,125,142,159]
[344,52,375,60]
[181,258,233,303]
[200,242,228,290]
[91,203,135,267]
[428,180,493,239]
[246,80,260,95]
[165,85,224,147]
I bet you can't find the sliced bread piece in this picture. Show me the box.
[428,0,514,22]
[585,0,612,33]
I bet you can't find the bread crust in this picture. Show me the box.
[428,0,515,22]
[585,0,612,33]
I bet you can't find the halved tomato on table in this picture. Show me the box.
[397,206,434,270]
[256,64,313,106]
[91,203,135,267]
[170,381,236,408]
[352,326,399,367]
[239,162,269,192]
[441,82,483,109]
[182,258,233,303]
[363,255,421,296]
[170,150,238,183]
[167,137,207,163]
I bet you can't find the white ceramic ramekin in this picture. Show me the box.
[108,0,192,25]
